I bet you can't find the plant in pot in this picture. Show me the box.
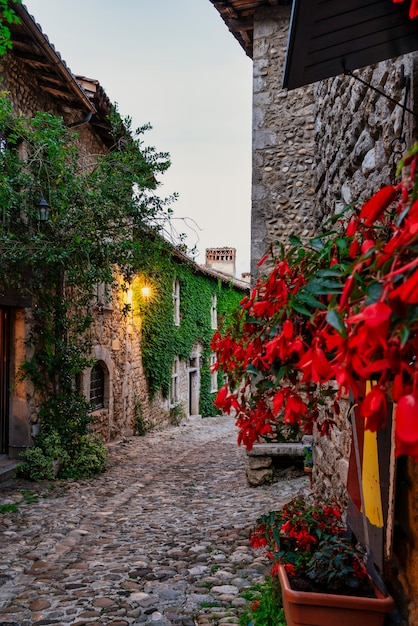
[212,143,418,461]
[250,495,395,626]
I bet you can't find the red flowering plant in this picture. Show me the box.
[250,495,370,595]
[392,0,418,20]
[212,144,418,459]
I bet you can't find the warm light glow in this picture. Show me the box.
[141,285,152,300]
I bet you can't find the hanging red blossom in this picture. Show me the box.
[212,144,418,459]
[392,0,418,19]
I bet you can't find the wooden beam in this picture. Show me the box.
[227,17,253,31]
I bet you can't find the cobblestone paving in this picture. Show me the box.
[0,416,309,626]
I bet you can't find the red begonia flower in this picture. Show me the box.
[346,217,359,237]
[360,386,388,431]
[348,301,392,327]
[389,269,418,304]
[359,185,398,226]
[396,394,418,443]
[409,0,418,18]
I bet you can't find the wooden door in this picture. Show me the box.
[0,308,10,455]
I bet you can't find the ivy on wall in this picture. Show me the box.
[0,94,172,478]
[132,242,245,417]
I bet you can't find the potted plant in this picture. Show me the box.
[250,495,394,626]
[212,144,418,461]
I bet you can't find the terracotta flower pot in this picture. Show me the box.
[278,564,394,626]
[304,466,313,487]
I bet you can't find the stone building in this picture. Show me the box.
[210,0,418,622]
[0,3,247,465]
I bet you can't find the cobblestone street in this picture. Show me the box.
[0,416,308,626]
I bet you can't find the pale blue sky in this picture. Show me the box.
[23,0,253,277]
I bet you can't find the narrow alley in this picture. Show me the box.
[0,417,307,626]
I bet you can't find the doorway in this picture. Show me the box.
[0,308,10,455]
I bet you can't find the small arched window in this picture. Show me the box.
[90,362,105,410]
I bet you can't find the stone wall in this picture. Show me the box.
[251,7,317,280]
[251,8,418,621]
[312,55,417,508]
[314,56,417,224]
[1,54,107,159]
[0,52,175,451]
[313,57,418,626]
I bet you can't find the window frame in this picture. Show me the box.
[173,279,180,326]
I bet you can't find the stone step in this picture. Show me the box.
[0,457,18,484]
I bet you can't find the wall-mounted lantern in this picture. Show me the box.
[140,284,153,300]
[37,193,51,223]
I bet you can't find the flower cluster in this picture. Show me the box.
[212,145,418,459]
[250,496,369,592]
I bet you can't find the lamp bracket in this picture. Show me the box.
[344,67,417,119]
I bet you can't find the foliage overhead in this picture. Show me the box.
[0,0,20,56]
[213,145,418,459]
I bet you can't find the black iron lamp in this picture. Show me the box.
[37,193,51,223]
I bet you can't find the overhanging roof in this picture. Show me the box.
[283,0,418,90]
[209,0,291,57]
[7,3,119,146]
[11,3,95,113]
[210,0,418,90]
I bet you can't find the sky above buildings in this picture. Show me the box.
[23,0,253,278]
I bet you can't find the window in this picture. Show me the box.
[210,353,218,392]
[90,362,105,410]
[173,279,180,326]
[94,282,111,313]
[170,357,180,405]
[211,293,218,330]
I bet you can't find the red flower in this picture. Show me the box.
[283,563,297,576]
[396,394,418,444]
[392,0,418,18]
[390,268,418,304]
[360,386,388,431]
[348,301,391,328]
[297,345,332,383]
[359,185,398,226]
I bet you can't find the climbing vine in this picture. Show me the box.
[0,0,20,56]
[0,93,173,478]
[133,242,245,417]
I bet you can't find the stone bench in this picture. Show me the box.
[246,442,305,486]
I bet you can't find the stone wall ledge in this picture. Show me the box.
[247,442,304,457]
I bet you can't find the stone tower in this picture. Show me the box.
[205,248,236,278]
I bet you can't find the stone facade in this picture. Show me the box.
[250,6,418,623]
[314,57,417,223]
[312,56,417,512]
[0,49,155,452]
[251,6,317,280]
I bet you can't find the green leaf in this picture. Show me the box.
[305,278,342,295]
[366,281,383,304]
[401,325,410,348]
[309,237,324,250]
[246,364,260,376]
[296,291,327,309]
[326,309,347,338]
[289,235,303,246]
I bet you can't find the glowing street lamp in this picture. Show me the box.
[141,285,152,300]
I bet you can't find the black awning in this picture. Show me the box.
[283,0,418,90]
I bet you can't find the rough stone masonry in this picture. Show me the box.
[0,416,308,626]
